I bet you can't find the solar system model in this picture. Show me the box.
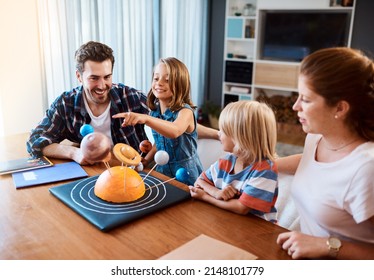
[79,124,189,203]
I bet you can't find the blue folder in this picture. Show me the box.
[12,162,88,188]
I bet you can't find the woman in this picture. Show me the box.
[276,47,374,259]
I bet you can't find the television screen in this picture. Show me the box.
[260,10,352,62]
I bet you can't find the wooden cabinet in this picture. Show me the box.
[254,62,299,90]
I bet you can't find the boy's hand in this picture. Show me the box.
[214,185,238,201]
[189,185,207,200]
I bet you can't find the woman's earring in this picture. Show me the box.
[334,115,338,119]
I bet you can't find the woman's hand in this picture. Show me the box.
[277,231,329,259]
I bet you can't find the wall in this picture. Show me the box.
[206,0,226,106]
[0,0,44,137]
[351,0,374,56]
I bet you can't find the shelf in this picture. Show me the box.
[254,85,298,92]
[225,61,253,84]
[223,93,252,107]
[330,0,354,8]
[226,38,255,42]
[252,59,300,66]
[223,0,258,107]
[226,40,255,60]
[224,83,252,95]
[227,16,256,19]
[222,0,356,112]
[226,58,254,63]
[227,18,256,39]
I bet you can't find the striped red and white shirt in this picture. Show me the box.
[200,153,278,223]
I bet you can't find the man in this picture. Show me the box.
[27,41,217,165]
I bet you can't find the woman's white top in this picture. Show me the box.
[292,133,374,243]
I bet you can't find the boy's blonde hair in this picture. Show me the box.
[147,57,196,111]
[219,100,277,163]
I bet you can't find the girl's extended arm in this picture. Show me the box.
[276,154,302,175]
[113,109,193,139]
[196,124,219,140]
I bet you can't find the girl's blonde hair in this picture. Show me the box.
[219,100,277,163]
[147,57,196,111]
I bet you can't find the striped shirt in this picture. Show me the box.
[200,153,278,222]
[27,83,149,157]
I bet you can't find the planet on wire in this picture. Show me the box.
[81,132,112,162]
[154,150,169,166]
[175,167,190,183]
[80,124,94,137]
[135,162,144,172]
[139,140,153,154]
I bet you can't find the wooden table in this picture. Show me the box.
[0,133,291,260]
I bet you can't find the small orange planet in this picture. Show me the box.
[139,140,152,154]
[94,166,145,203]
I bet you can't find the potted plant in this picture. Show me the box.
[201,101,221,129]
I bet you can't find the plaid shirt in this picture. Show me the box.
[27,83,150,157]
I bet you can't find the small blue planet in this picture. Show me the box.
[80,124,94,137]
[175,167,190,183]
